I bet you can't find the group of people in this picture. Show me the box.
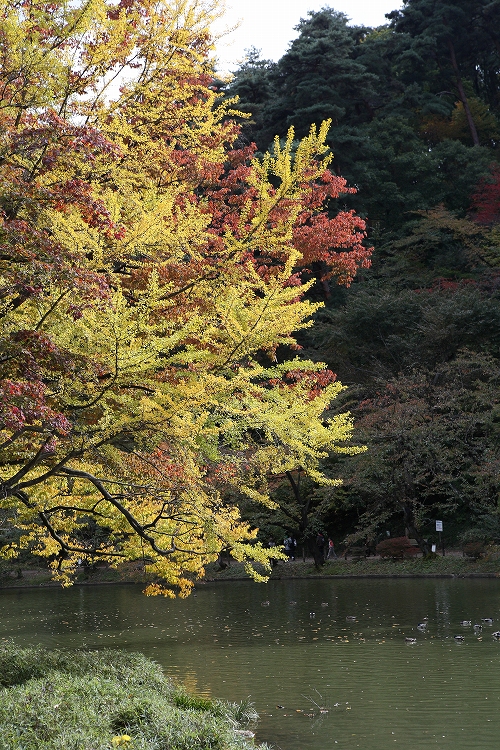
[281,533,337,567]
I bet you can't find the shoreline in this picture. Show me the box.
[201,572,500,580]
[0,573,499,593]
[1,554,499,590]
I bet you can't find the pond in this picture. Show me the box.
[1,577,500,750]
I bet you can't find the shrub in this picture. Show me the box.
[376,537,420,560]
[225,698,259,724]
[173,691,217,713]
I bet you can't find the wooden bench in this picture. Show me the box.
[344,546,367,561]
[462,543,485,560]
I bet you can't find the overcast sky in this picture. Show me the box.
[213,0,403,72]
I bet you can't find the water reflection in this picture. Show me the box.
[1,578,500,749]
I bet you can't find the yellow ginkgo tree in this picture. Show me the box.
[0,0,370,594]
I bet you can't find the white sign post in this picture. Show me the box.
[435,521,444,555]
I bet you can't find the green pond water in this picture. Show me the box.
[1,578,500,750]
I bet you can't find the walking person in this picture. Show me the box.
[284,536,294,560]
[326,537,337,559]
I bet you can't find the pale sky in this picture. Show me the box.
[213,0,403,72]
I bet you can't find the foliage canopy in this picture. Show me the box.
[0,0,370,592]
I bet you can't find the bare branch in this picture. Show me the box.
[59,467,176,556]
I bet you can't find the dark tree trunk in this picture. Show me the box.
[402,501,430,555]
[448,39,480,146]
[285,469,309,561]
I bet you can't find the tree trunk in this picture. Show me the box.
[402,501,430,555]
[448,39,480,146]
[285,470,308,561]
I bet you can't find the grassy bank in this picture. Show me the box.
[0,645,265,750]
[0,551,499,590]
[203,552,500,581]
[0,561,149,588]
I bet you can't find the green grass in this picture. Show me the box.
[203,551,500,581]
[0,645,262,750]
[2,550,499,592]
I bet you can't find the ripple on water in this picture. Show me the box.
[1,578,500,750]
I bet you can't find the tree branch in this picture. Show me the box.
[59,467,177,556]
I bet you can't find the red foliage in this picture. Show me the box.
[192,147,372,286]
[266,368,337,400]
[292,171,371,284]
[376,537,420,559]
[0,379,71,434]
[470,164,500,225]
[416,278,477,293]
[0,108,120,312]
[7,330,76,380]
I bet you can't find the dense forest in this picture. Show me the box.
[223,0,500,554]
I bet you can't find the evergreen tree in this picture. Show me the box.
[226,7,495,234]
[388,0,500,145]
